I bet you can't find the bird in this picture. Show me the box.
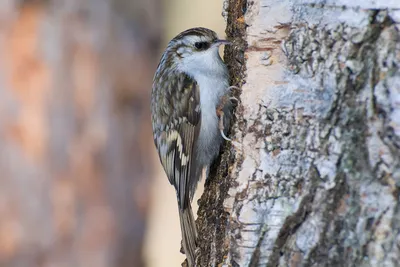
[151,27,232,266]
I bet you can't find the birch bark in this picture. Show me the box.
[196,1,400,266]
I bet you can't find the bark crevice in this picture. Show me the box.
[197,1,400,266]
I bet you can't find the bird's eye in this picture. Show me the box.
[194,42,209,50]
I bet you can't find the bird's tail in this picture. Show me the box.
[179,204,197,266]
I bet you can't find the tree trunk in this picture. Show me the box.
[0,1,160,266]
[197,0,400,266]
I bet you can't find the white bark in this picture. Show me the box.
[197,0,400,266]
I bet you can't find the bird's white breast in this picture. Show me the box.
[196,73,228,146]
[178,47,229,165]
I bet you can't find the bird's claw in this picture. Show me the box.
[218,110,241,148]
[218,110,229,139]
[230,97,239,103]
[215,85,242,146]
[227,85,240,92]
[220,129,232,141]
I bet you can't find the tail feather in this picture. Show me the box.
[179,205,197,266]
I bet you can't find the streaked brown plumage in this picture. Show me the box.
[151,27,231,266]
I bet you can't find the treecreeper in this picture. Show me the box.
[151,27,233,266]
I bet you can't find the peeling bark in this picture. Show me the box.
[197,1,400,266]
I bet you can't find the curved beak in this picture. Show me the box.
[213,39,231,47]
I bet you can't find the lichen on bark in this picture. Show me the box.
[196,1,400,266]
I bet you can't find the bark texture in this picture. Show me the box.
[197,0,400,266]
[0,1,160,266]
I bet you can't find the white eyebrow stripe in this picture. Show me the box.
[182,35,209,46]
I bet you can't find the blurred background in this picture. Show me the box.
[0,0,224,267]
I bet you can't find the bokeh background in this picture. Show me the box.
[0,0,224,267]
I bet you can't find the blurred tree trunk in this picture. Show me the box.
[0,1,160,266]
[196,0,400,266]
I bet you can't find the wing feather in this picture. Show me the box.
[152,73,200,209]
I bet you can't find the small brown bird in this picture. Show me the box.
[151,27,232,266]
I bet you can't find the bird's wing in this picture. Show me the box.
[152,73,201,209]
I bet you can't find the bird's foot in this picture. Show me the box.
[227,85,241,93]
[217,110,231,141]
[216,109,241,148]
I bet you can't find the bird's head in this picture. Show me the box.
[159,27,230,77]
